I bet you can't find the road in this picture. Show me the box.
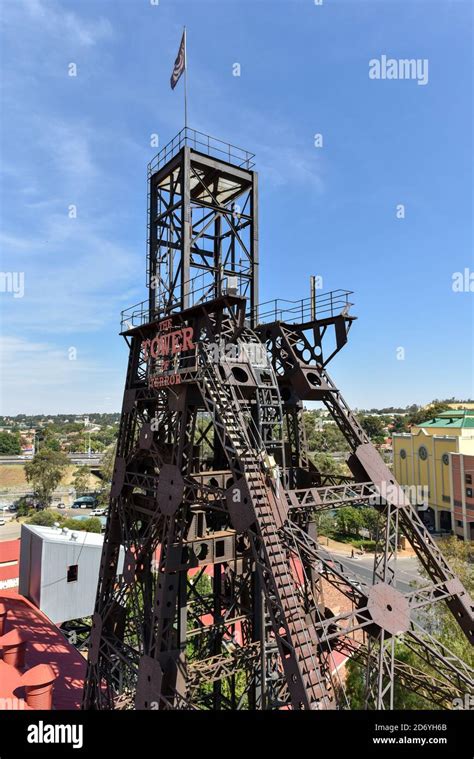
[0,517,21,541]
[332,553,423,594]
[0,454,103,466]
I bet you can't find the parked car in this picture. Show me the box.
[56,503,66,510]
[0,520,5,526]
[8,504,18,512]
[72,495,97,509]
[91,508,106,516]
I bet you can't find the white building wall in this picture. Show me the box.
[20,525,124,624]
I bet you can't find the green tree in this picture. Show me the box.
[62,517,102,534]
[344,646,435,710]
[314,511,336,539]
[307,425,349,453]
[26,510,60,527]
[392,415,408,433]
[418,536,474,669]
[407,401,451,427]
[344,537,474,710]
[311,452,346,476]
[97,443,116,506]
[100,443,116,481]
[25,511,102,534]
[38,427,61,452]
[89,439,105,452]
[72,465,92,496]
[0,431,21,455]
[360,508,383,540]
[15,497,33,517]
[336,506,363,536]
[24,448,69,506]
[358,415,386,444]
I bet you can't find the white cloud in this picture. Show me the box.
[41,120,99,181]
[0,336,125,415]
[1,107,144,336]
[1,213,142,335]
[4,0,114,48]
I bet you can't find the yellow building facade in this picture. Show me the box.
[393,411,474,534]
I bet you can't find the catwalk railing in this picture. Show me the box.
[120,282,354,332]
[147,127,256,176]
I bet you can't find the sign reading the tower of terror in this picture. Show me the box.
[141,318,195,388]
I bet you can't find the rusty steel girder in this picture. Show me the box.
[83,129,473,713]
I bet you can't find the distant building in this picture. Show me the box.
[393,410,474,538]
[19,429,35,457]
[450,453,474,541]
[19,524,124,623]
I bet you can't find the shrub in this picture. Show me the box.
[26,510,61,527]
[62,517,102,534]
[349,539,377,552]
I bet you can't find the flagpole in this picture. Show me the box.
[183,26,188,131]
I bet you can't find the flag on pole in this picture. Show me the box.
[170,30,186,90]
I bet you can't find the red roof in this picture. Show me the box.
[0,539,20,584]
[0,540,20,564]
[0,590,85,709]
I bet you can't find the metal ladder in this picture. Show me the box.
[198,351,330,709]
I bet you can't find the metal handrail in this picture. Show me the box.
[252,290,353,325]
[120,285,354,332]
[148,127,255,176]
[120,271,248,331]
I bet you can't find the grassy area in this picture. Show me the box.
[0,464,28,487]
[0,463,100,492]
[330,533,377,552]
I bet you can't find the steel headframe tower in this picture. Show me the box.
[83,128,474,711]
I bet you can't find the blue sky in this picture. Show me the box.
[0,0,472,415]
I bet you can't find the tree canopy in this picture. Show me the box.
[24,448,69,505]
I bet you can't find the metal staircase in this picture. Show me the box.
[197,346,331,709]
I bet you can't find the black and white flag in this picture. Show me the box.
[170,30,186,90]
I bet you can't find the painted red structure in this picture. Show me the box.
[0,590,86,710]
[0,539,20,589]
[21,663,56,710]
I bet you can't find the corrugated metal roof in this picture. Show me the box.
[416,410,474,429]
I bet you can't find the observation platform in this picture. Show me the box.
[120,286,354,333]
[148,126,255,176]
